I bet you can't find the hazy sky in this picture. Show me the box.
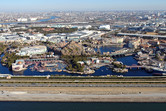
[0,0,166,11]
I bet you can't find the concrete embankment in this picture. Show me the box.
[0,87,166,102]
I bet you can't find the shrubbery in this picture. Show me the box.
[62,55,87,72]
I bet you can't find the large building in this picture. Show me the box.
[128,39,141,48]
[111,37,124,44]
[12,59,26,72]
[17,18,28,22]
[99,25,110,30]
[47,30,96,43]
[16,46,47,56]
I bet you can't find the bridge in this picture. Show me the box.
[126,64,158,70]
[117,33,166,39]
[126,64,146,69]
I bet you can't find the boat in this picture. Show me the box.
[13,67,27,72]
[57,69,62,72]
[153,73,166,76]
[0,74,12,77]
[38,69,45,73]
[152,67,166,73]
[2,63,6,66]
[49,70,53,72]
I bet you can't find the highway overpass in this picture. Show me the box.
[117,33,166,39]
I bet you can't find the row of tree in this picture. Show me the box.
[31,27,78,35]
[112,62,126,69]
[1,52,28,69]
[0,43,7,55]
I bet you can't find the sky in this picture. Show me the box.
[0,0,166,12]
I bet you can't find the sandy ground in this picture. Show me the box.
[0,87,166,102]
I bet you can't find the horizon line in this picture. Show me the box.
[0,9,166,13]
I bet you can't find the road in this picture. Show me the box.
[1,83,166,87]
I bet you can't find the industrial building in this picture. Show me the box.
[47,30,96,43]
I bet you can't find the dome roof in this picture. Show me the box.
[17,61,23,65]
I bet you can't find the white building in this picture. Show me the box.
[47,30,97,43]
[17,18,28,22]
[12,60,25,72]
[29,18,38,21]
[99,25,110,30]
[72,25,92,29]
[16,46,47,56]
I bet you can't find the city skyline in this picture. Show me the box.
[0,0,166,12]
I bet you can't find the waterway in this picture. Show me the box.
[0,16,59,25]
[0,102,166,111]
[37,16,59,22]
[0,46,153,76]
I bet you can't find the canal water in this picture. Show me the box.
[0,16,59,25]
[37,16,59,22]
[0,102,166,111]
[0,46,153,76]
